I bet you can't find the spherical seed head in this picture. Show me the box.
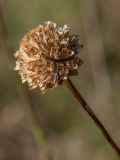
[14,21,83,93]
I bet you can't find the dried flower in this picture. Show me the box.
[15,21,83,93]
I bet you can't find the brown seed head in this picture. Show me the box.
[14,21,83,93]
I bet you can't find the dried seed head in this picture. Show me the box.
[14,21,83,93]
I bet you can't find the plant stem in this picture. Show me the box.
[65,78,120,158]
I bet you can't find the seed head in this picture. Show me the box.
[15,21,83,93]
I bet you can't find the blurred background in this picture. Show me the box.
[0,0,120,159]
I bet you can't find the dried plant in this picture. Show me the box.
[14,21,120,158]
[14,21,83,93]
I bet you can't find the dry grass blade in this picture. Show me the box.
[0,4,53,160]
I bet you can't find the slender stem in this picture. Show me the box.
[65,78,120,158]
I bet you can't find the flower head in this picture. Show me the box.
[15,21,83,93]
